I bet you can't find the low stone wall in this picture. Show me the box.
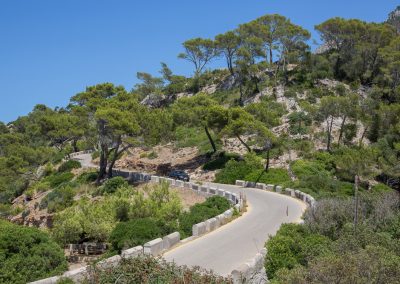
[231,248,267,284]
[235,180,316,207]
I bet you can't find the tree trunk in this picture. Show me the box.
[239,84,244,107]
[72,138,79,152]
[354,174,359,232]
[227,56,234,76]
[96,120,108,185]
[327,117,334,152]
[265,149,270,172]
[107,136,122,179]
[269,45,273,65]
[236,134,251,152]
[204,126,217,153]
[359,126,368,147]
[338,116,347,144]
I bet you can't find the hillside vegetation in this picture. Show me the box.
[1,6,400,284]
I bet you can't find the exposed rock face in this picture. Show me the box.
[217,73,241,91]
[140,94,175,108]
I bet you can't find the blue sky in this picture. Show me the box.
[0,0,398,122]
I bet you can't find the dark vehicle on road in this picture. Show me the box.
[168,170,190,182]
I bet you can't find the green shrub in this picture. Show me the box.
[45,172,74,188]
[100,176,128,195]
[372,183,392,192]
[76,171,98,184]
[178,196,230,238]
[175,126,220,154]
[245,168,291,186]
[81,254,231,284]
[58,160,81,173]
[109,218,165,252]
[0,220,67,284]
[215,152,263,184]
[265,223,332,280]
[202,152,240,171]
[40,185,75,213]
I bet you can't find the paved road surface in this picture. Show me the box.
[73,153,307,276]
[164,183,306,276]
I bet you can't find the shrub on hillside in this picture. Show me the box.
[45,172,74,188]
[214,152,263,184]
[265,223,332,280]
[245,168,291,186]
[76,171,98,184]
[81,255,232,284]
[99,176,128,195]
[0,220,67,284]
[178,196,231,238]
[202,152,240,171]
[40,185,75,213]
[109,218,166,252]
[58,160,81,173]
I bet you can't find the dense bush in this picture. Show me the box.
[44,172,74,188]
[40,185,75,213]
[178,195,230,238]
[81,255,232,284]
[0,220,67,284]
[265,224,331,279]
[245,168,291,186]
[202,152,240,171]
[76,171,98,184]
[109,218,166,252]
[58,160,81,173]
[99,176,128,195]
[215,152,263,184]
[267,191,400,283]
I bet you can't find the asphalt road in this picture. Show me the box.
[164,182,306,276]
[73,153,307,276]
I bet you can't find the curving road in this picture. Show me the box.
[73,153,307,276]
[164,183,306,276]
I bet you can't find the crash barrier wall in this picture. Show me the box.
[230,180,315,283]
[30,176,243,284]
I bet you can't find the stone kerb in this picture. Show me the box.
[235,180,245,187]
[144,238,164,256]
[209,187,217,195]
[192,222,207,236]
[231,248,267,284]
[162,232,180,251]
[256,183,265,189]
[205,218,218,232]
[97,255,122,269]
[200,185,209,195]
[121,246,143,259]
[275,185,282,193]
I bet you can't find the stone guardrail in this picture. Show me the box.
[230,180,316,283]
[30,174,243,284]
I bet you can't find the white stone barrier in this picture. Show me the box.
[192,222,207,236]
[231,248,267,284]
[235,180,246,187]
[121,246,143,259]
[162,232,180,250]
[144,238,164,256]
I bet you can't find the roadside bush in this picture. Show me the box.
[265,223,332,280]
[202,152,240,171]
[76,171,98,184]
[81,254,232,284]
[99,176,128,195]
[178,196,230,238]
[58,160,81,173]
[40,185,75,213]
[45,172,74,188]
[245,168,291,186]
[0,220,67,284]
[109,218,165,252]
[215,152,263,184]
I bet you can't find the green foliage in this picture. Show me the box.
[58,160,81,173]
[245,168,291,186]
[99,176,128,195]
[0,220,67,284]
[202,152,240,171]
[40,185,75,213]
[215,152,263,184]
[76,171,98,184]
[81,255,231,284]
[109,218,166,252]
[44,172,74,188]
[178,196,230,238]
[265,223,332,279]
